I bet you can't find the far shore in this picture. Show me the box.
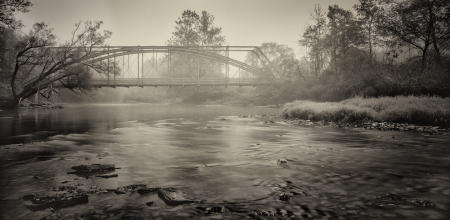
[282,96,450,134]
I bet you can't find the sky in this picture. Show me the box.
[18,0,358,58]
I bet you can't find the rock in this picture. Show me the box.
[279,193,292,201]
[208,206,225,214]
[71,164,115,173]
[410,199,434,207]
[157,188,195,206]
[137,187,159,195]
[96,173,118,178]
[112,184,147,194]
[69,164,116,178]
[366,193,434,209]
[23,193,88,211]
[277,159,288,167]
[198,205,226,214]
[249,209,275,217]
[276,208,292,217]
[145,201,154,206]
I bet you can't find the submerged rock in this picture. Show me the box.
[71,164,115,173]
[96,173,118,178]
[367,193,435,208]
[157,188,196,206]
[69,164,116,178]
[197,205,226,214]
[137,187,159,195]
[278,193,292,201]
[23,193,88,211]
[112,184,147,194]
[277,159,288,167]
[249,209,276,217]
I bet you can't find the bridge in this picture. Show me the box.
[80,78,260,88]
[47,45,272,88]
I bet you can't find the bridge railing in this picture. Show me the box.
[64,77,259,87]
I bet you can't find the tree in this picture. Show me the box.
[0,0,32,85]
[0,0,32,31]
[326,5,364,71]
[354,0,381,62]
[164,10,227,103]
[300,4,327,77]
[168,10,225,47]
[198,11,225,46]
[245,42,303,103]
[5,21,112,107]
[167,10,225,79]
[377,0,450,70]
[247,42,299,79]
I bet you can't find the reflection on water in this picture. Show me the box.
[0,104,449,219]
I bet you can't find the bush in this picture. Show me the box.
[283,96,450,126]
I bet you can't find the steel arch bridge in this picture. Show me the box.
[60,45,272,87]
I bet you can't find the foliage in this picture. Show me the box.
[286,0,450,103]
[166,10,225,78]
[164,10,227,102]
[0,0,32,30]
[168,10,225,47]
[376,0,450,70]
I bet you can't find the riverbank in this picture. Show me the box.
[282,96,450,127]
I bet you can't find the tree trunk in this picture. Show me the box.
[432,29,441,65]
[429,3,442,65]
[368,22,373,65]
[421,44,430,72]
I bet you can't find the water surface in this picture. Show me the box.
[1,104,449,219]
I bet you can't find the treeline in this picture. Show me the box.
[268,0,450,102]
[1,1,449,107]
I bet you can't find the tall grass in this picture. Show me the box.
[282,96,450,126]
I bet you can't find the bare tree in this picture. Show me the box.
[300,4,327,77]
[6,21,111,107]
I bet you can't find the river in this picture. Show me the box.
[0,103,449,219]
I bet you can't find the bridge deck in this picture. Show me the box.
[67,78,264,87]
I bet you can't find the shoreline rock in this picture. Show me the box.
[283,119,449,135]
[23,193,88,211]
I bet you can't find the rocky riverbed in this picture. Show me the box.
[12,162,441,219]
[281,118,449,135]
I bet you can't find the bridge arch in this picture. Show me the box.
[25,46,273,88]
[81,46,267,76]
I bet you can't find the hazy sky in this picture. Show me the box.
[18,0,357,58]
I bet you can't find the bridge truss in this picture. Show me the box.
[63,45,271,87]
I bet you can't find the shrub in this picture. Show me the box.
[283,96,450,126]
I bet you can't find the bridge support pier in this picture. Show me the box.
[197,57,200,85]
[107,46,110,85]
[137,46,140,85]
[226,46,229,82]
[141,49,144,87]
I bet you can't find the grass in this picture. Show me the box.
[282,96,450,126]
